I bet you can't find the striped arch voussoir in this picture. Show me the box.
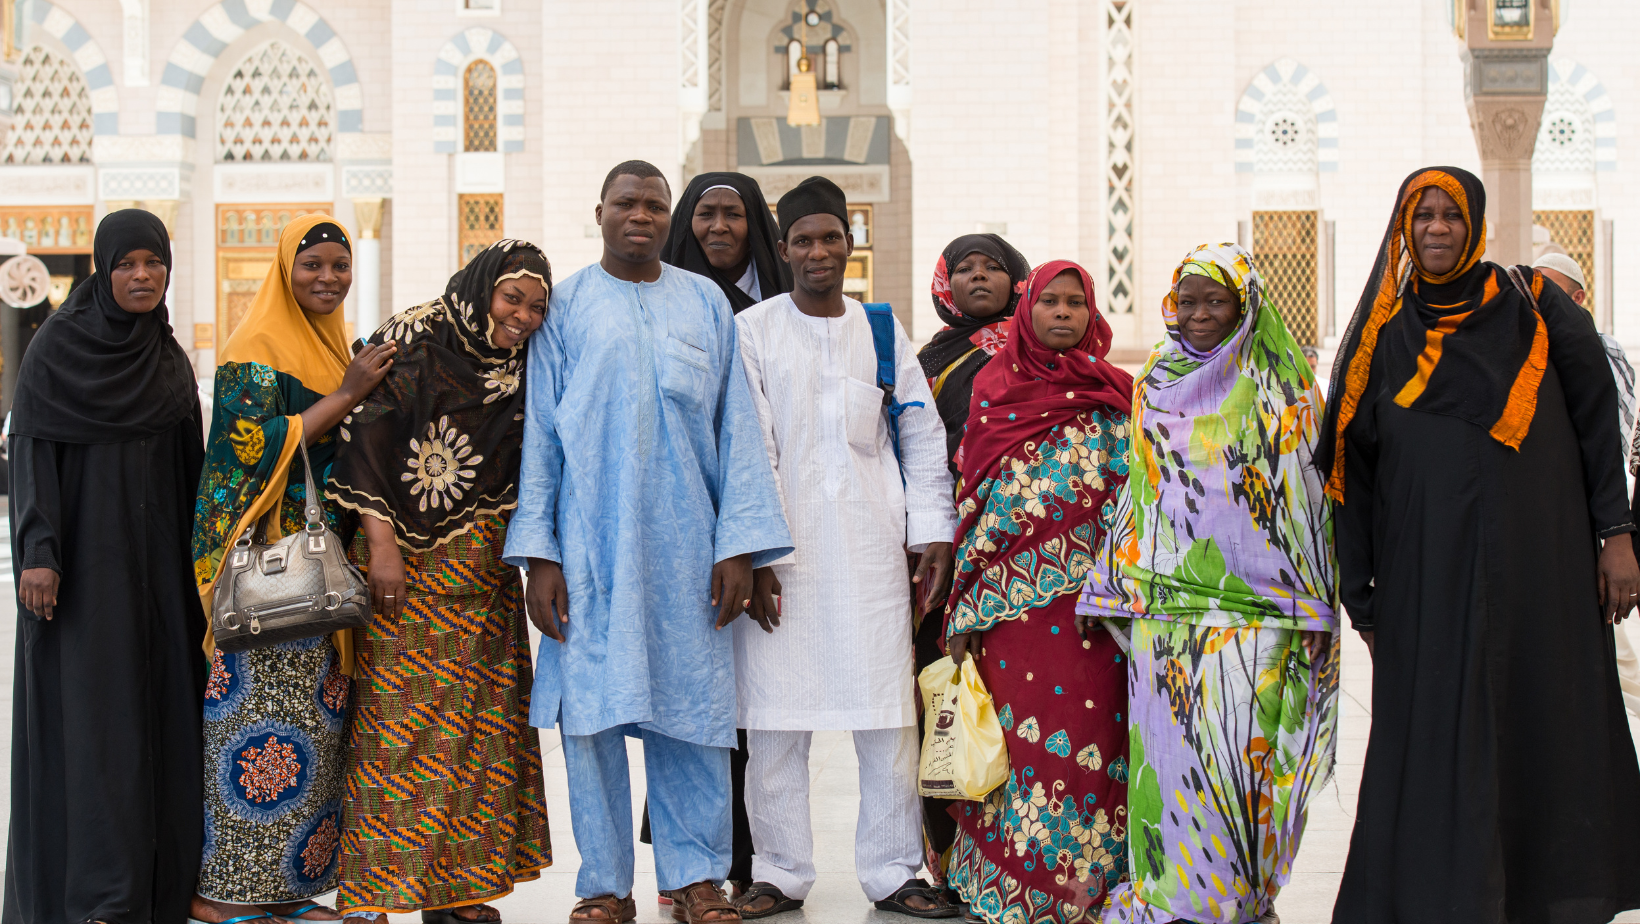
[1234,56,1338,174]
[157,0,362,139]
[18,0,118,134]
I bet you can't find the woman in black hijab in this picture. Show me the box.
[4,209,207,924]
[915,233,1031,477]
[662,172,791,313]
[908,233,1029,900]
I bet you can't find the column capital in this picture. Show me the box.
[351,197,385,240]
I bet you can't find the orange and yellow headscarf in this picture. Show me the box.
[1317,166,1548,501]
[218,213,354,395]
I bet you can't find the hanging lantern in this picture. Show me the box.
[787,55,821,127]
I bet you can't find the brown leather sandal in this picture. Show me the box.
[568,894,636,923]
[669,881,740,923]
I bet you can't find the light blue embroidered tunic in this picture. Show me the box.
[503,263,792,748]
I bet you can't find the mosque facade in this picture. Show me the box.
[0,0,1631,372]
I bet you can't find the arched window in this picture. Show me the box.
[3,46,94,164]
[217,40,334,162]
[464,60,498,153]
[785,39,803,89]
[823,38,839,89]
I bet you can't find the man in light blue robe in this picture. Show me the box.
[503,160,792,920]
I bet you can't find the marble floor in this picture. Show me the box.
[0,517,1636,923]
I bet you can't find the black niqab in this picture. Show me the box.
[662,173,791,313]
[10,209,196,444]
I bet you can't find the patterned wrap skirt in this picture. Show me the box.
[1105,620,1339,924]
[336,514,550,911]
[947,595,1129,924]
[199,638,351,901]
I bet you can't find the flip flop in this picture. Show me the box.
[189,914,279,924]
[269,907,327,922]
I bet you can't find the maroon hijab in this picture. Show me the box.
[955,260,1133,491]
[946,260,1134,617]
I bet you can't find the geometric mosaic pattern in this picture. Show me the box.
[217,40,335,163]
[1104,0,1136,314]
[10,0,117,139]
[4,45,95,164]
[463,60,497,154]
[1534,208,1597,309]
[1253,209,1320,347]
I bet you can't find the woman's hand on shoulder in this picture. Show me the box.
[19,567,58,620]
[340,340,397,404]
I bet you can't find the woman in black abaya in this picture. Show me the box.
[4,209,207,924]
[1320,167,1640,924]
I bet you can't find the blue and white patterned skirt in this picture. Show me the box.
[198,637,351,902]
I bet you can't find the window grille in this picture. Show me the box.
[1534,209,1597,309]
[459,194,504,267]
[217,41,334,162]
[1252,210,1319,346]
[4,46,94,165]
[463,60,498,153]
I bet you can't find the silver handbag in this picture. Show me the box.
[211,440,370,652]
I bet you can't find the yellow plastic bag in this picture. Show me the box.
[917,655,1008,800]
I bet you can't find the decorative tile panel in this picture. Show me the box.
[217,40,334,163]
[4,45,93,164]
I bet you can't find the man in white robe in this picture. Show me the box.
[730,176,961,918]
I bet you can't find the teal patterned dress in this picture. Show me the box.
[192,360,352,902]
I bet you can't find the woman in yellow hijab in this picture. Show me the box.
[190,214,397,924]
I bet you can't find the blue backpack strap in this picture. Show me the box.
[863,302,924,469]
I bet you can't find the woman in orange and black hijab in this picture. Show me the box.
[1320,166,1640,924]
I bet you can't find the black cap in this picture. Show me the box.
[776,175,849,241]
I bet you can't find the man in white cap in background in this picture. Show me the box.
[1534,250,1640,718]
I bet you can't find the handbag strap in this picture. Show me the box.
[233,436,324,548]
[296,438,323,532]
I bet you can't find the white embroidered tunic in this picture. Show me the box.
[733,294,958,731]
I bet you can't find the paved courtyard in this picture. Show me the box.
[0,516,1635,923]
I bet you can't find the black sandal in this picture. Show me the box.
[872,878,960,918]
[733,881,803,919]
